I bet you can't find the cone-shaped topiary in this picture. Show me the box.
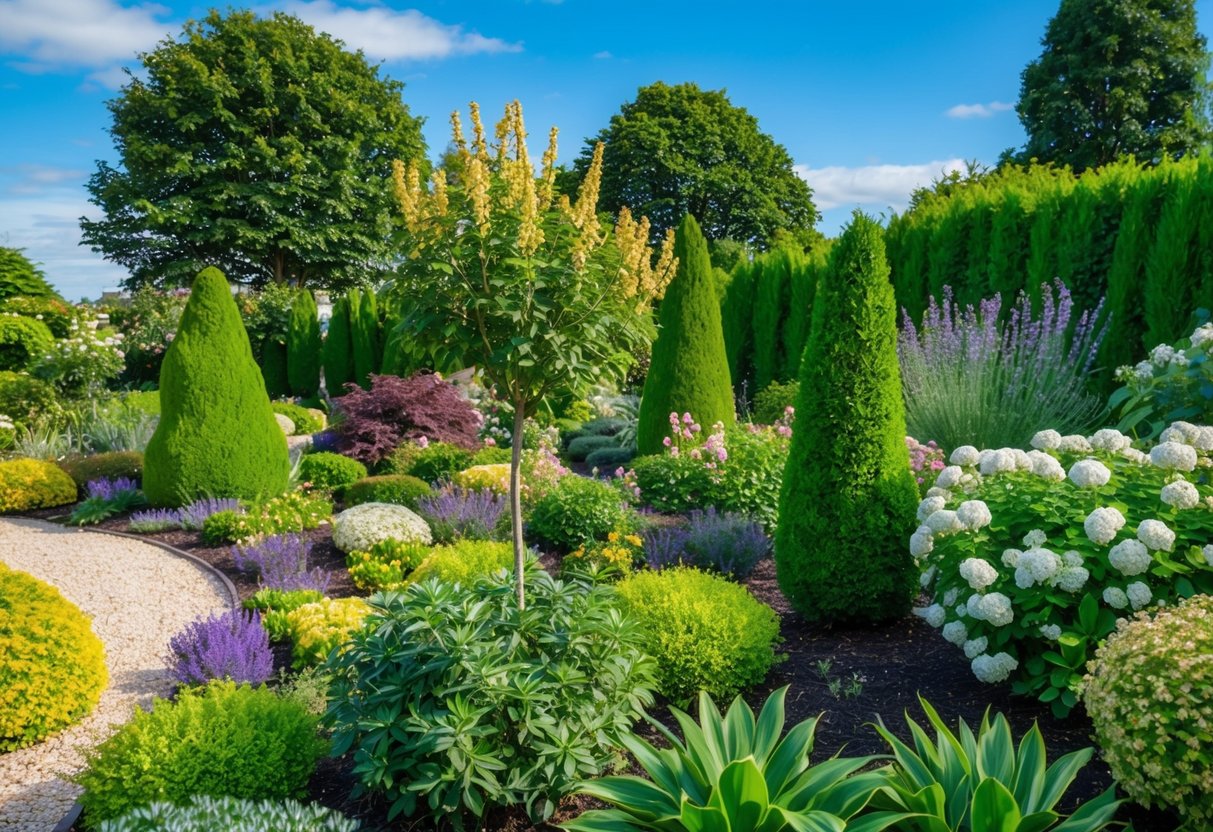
[286,289,321,398]
[636,215,734,456]
[775,212,918,624]
[323,294,354,396]
[351,288,378,389]
[143,267,290,507]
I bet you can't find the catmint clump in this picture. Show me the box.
[166,609,273,688]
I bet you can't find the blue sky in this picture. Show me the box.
[2,0,1211,300]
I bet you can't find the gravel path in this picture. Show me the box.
[0,519,233,832]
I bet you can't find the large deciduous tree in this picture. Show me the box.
[81,9,427,290]
[563,82,819,248]
[1012,0,1211,171]
[390,102,676,606]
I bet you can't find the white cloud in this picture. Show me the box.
[945,100,1013,119]
[1,164,87,195]
[795,159,967,212]
[281,0,521,60]
[0,0,173,69]
[593,50,612,59]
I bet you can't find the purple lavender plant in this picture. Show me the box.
[86,477,140,501]
[128,508,181,532]
[166,608,273,688]
[416,486,506,543]
[898,280,1108,451]
[642,525,692,571]
[178,497,242,530]
[683,507,770,579]
[231,533,331,593]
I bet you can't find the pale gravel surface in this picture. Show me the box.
[0,518,233,832]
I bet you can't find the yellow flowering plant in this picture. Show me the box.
[565,530,644,574]
[389,101,676,607]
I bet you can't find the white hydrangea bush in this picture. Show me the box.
[911,421,1213,716]
[332,502,432,554]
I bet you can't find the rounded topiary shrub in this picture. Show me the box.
[271,402,325,435]
[98,795,358,832]
[566,434,618,462]
[0,457,78,513]
[343,474,431,508]
[635,215,735,456]
[59,451,144,494]
[0,314,54,372]
[407,540,515,586]
[143,268,289,507]
[75,681,326,828]
[1082,594,1213,825]
[451,463,510,494]
[297,452,367,491]
[614,567,780,704]
[0,562,108,750]
[527,475,629,551]
[775,213,918,625]
[331,502,432,554]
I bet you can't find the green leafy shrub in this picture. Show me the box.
[325,569,656,826]
[271,402,324,435]
[297,452,366,491]
[636,215,734,455]
[75,681,326,828]
[0,296,77,338]
[381,440,473,483]
[58,451,144,494]
[866,697,1121,831]
[752,379,799,424]
[200,492,332,545]
[528,475,629,551]
[1082,594,1213,824]
[776,213,919,624]
[615,567,780,703]
[1111,317,1213,441]
[0,563,108,750]
[242,587,325,621]
[342,474,430,508]
[407,539,514,586]
[264,597,371,669]
[0,314,54,372]
[143,268,290,507]
[564,687,887,832]
[566,434,618,461]
[0,370,60,428]
[0,457,78,512]
[584,446,636,469]
[470,445,511,465]
[98,795,358,832]
[286,289,321,399]
[345,539,429,590]
[0,246,59,301]
[914,423,1213,716]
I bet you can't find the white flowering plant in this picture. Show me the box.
[33,314,124,397]
[911,422,1213,716]
[1111,317,1213,441]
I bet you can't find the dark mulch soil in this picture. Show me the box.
[43,509,1180,831]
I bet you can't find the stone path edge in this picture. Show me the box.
[44,524,241,832]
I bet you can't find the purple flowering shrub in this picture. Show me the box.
[86,477,140,501]
[178,497,242,530]
[166,609,273,688]
[642,507,770,579]
[332,373,481,466]
[69,476,147,525]
[898,281,1108,451]
[232,533,332,593]
[416,486,507,544]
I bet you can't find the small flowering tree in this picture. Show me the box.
[911,421,1213,716]
[390,101,676,606]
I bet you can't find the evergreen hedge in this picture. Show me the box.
[351,288,378,389]
[323,294,354,396]
[286,289,320,398]
[775,213,918,624]
[636,215,734,456]
[143,267,289,507]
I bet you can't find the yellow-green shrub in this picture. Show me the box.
[264,597,370,669]
[0,457,78,513]
[407,540,514,586]
[615,567,781,703]
[0,562,108,750]
[451,463,510,494]
[345,539,429,591]
[1082,594,1213,824]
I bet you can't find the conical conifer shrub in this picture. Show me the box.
[636,215,734,456]
[775,212,918,624]
[324,294,354,396]
[143,267,289,506]
[287,289,321,398]
[351,288,379,388]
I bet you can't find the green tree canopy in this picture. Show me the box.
[563,82,818,247]
[0,248,60,302]
[81,9,428,290]
[1011,0,1211,171]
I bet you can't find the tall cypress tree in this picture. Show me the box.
[751,248,794,391]
[351,287,379,388]
[259,339,289,399]
[782,248,825,380]
[775,212,918,624]
[144,267,289,506]
[636,215,735,456]
[720,259,756,398]
[286,288,321,398]
[323,293,354,396]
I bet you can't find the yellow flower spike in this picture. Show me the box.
[392,159,422,234]
[493,103,511,163]
[469,101,488,160]
[538,126,559,209]
[449,110,468,154]
[429,168,449,219]
[463,155,492,234]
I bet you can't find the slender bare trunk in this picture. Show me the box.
[510,402,527,609]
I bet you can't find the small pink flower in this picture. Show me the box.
[682,429,693,440]
[633,487,641,497]
[682,413,694,425]
[615,466,625,477]
[482,437,494,446]
[670,447,680,458]
[662,436,672,447]
[669,412,680,425]
[417,436,430,448]
[784,406,794,415]
[691,423,701,433]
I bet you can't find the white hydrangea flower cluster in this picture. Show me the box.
[1030,429,1061,451]
[942,620,967,645]
[1015,547,1061,588]
[956,499,992,530]
[1160,478,1200,509]
[1027,450,1065,481]
[913,603,946,628]
[925,509,964,535]
[1108,539,1151,576]
[971,652,1018,683]
[1039,623,1062,640]
[963,636,988,659]
[1150,441,1198,472]
[949,445,980,466]
[1057,434,1093,454]
[1068,458,1111,488]
[959,557,998,590]
[1089,429,1132,453]
[1190,322,1213,348]
[1084,506,1125,545]
[1137,518,1175,552]
[965,592,1013,627]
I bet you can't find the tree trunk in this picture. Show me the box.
[510,402,527,609]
